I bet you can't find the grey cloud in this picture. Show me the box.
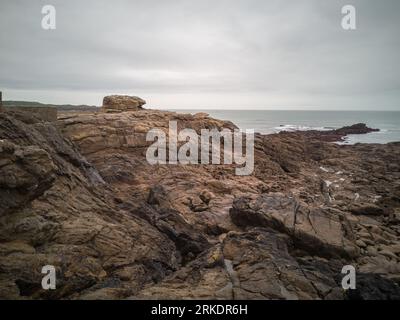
[0,0,399,109]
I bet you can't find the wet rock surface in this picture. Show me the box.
[0,105,399,299]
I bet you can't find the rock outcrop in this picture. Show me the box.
[101,95,146,113]
[0,112,178,299]
[278,123,380,143]
[230,194,359,259]
[0,100,399,300]
[334,123,379,135]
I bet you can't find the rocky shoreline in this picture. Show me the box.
[0,96,399,300]
[277,123,380,143]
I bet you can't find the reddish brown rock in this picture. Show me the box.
[0,102,399,300]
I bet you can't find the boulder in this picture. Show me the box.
[101,95,146,113]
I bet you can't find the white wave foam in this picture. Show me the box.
[274,124,332,132]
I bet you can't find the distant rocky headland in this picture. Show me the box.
[2,100,99,113]
[0,95,399,300]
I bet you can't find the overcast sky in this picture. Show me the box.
[0,0,399,110]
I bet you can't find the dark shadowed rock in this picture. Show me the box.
[349,202,385,216]
[0,112,179,299]
[334,123,379,136]
[345,273,400,300]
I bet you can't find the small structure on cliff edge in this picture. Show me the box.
[0,91,3,112]
[101,95,146,113]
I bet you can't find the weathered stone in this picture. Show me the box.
[0,100,399,300]
[345,273,400,300]
[230,194,358,258]
[101,95,146,113]
[349,202,385,216]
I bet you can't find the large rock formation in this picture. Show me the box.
[101,95,146,113]
[0,101,399,300]
[0,112,178,299]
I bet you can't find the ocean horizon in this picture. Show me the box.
[170,110,400,144]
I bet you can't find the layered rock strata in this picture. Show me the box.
[0,101,399,299]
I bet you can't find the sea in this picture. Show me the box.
[172,110,400,145]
